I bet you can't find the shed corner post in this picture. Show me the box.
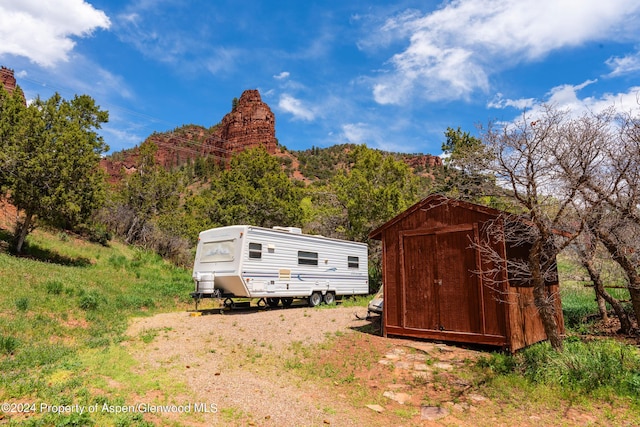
[382,236,389,337]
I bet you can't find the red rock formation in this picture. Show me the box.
[0,66,17,95]
[208,89,278,158]
[101,89,278,182]
[403,154,442,169]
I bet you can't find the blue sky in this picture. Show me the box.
[1,0,640,156]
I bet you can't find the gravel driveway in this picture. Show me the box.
[126,304,373,426]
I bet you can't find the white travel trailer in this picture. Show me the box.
[191,225,369,308]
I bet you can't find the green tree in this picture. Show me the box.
[437,126,497,203]
[441,126,483,164]
[116,140,184,244]
[211,147,303,228]
[329,144,422,243]
[0,85,27,191]
[1,91,109,253]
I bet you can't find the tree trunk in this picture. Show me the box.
[596,230,640,330]
[582,257,634,333]
[533,282,563,350]
[595,290,608,322]
[530,239,563,350]
[629,287,640,331]
[14,212,33,254]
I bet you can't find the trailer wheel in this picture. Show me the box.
[323,292,336,305]
[266,297,280,308]
[308,292,322,307]
[281,297,293,308]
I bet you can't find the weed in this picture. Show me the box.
[140,329,159,344]
[108,254,128,269]
[338,294,370,308]
[477,352,517,376]
[341,371,356,384]
[322,406,337,415]
[219,407,249,423]
[46,280,64,295]
[284,357,303,370]
[78,292,100,311]
[0,335,20,355]
[15,296,29,312]
[511,339,640,398]
[393,407,419,418]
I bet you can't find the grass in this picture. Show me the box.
[0,227,194,425]
[557,254,632,331]
[461,255,640,420]
[478,339,640,400]
[337,294,370,308]
[1,230,639,425]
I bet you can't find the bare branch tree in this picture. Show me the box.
[562,110,640,330]
[571,229,633,333]
[476,105,605,350]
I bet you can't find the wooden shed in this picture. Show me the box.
[369,195,563,352]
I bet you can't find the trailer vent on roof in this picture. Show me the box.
[272,226,302,234]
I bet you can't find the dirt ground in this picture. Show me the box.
[124,303,633,427]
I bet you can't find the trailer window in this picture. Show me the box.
[348,256,359,269]
[249,242,262,259]
[298,251,318,266]
[201,240,235,263]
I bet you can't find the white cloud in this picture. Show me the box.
[0,0,110,67]
[497,80,640,125]
[488,80,600,111]
[368,0,640,104]
[203,48,242,75]
[341,122,370,144]
[341,122,419,152]
[278,94,315,121]
[488,93,535,110]
[274,71,290,80]
[606,50,640,77]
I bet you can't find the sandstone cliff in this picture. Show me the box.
[101,89,278,181]
[0,67,17,96]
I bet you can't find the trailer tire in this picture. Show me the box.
[266,297,280,308]
[323,292,335,305]
[308,292,322,307]
[281,297,293,308]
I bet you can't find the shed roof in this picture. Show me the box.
[369,194,504,240]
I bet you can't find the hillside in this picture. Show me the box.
[100,89,442,185]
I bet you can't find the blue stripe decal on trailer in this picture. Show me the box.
[241,271,364,281]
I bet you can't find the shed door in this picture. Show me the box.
[403,234,438,330]
[402,229,481,333]
[437,229,481,333]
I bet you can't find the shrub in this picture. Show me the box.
[0,335,20,355]
[108,254,128,269]
[15,297,29,312]
[86,224,112,246]
[45,280,64,295]
[518,339,640,397]
[477,352,517,375]
[78,292,99,311]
